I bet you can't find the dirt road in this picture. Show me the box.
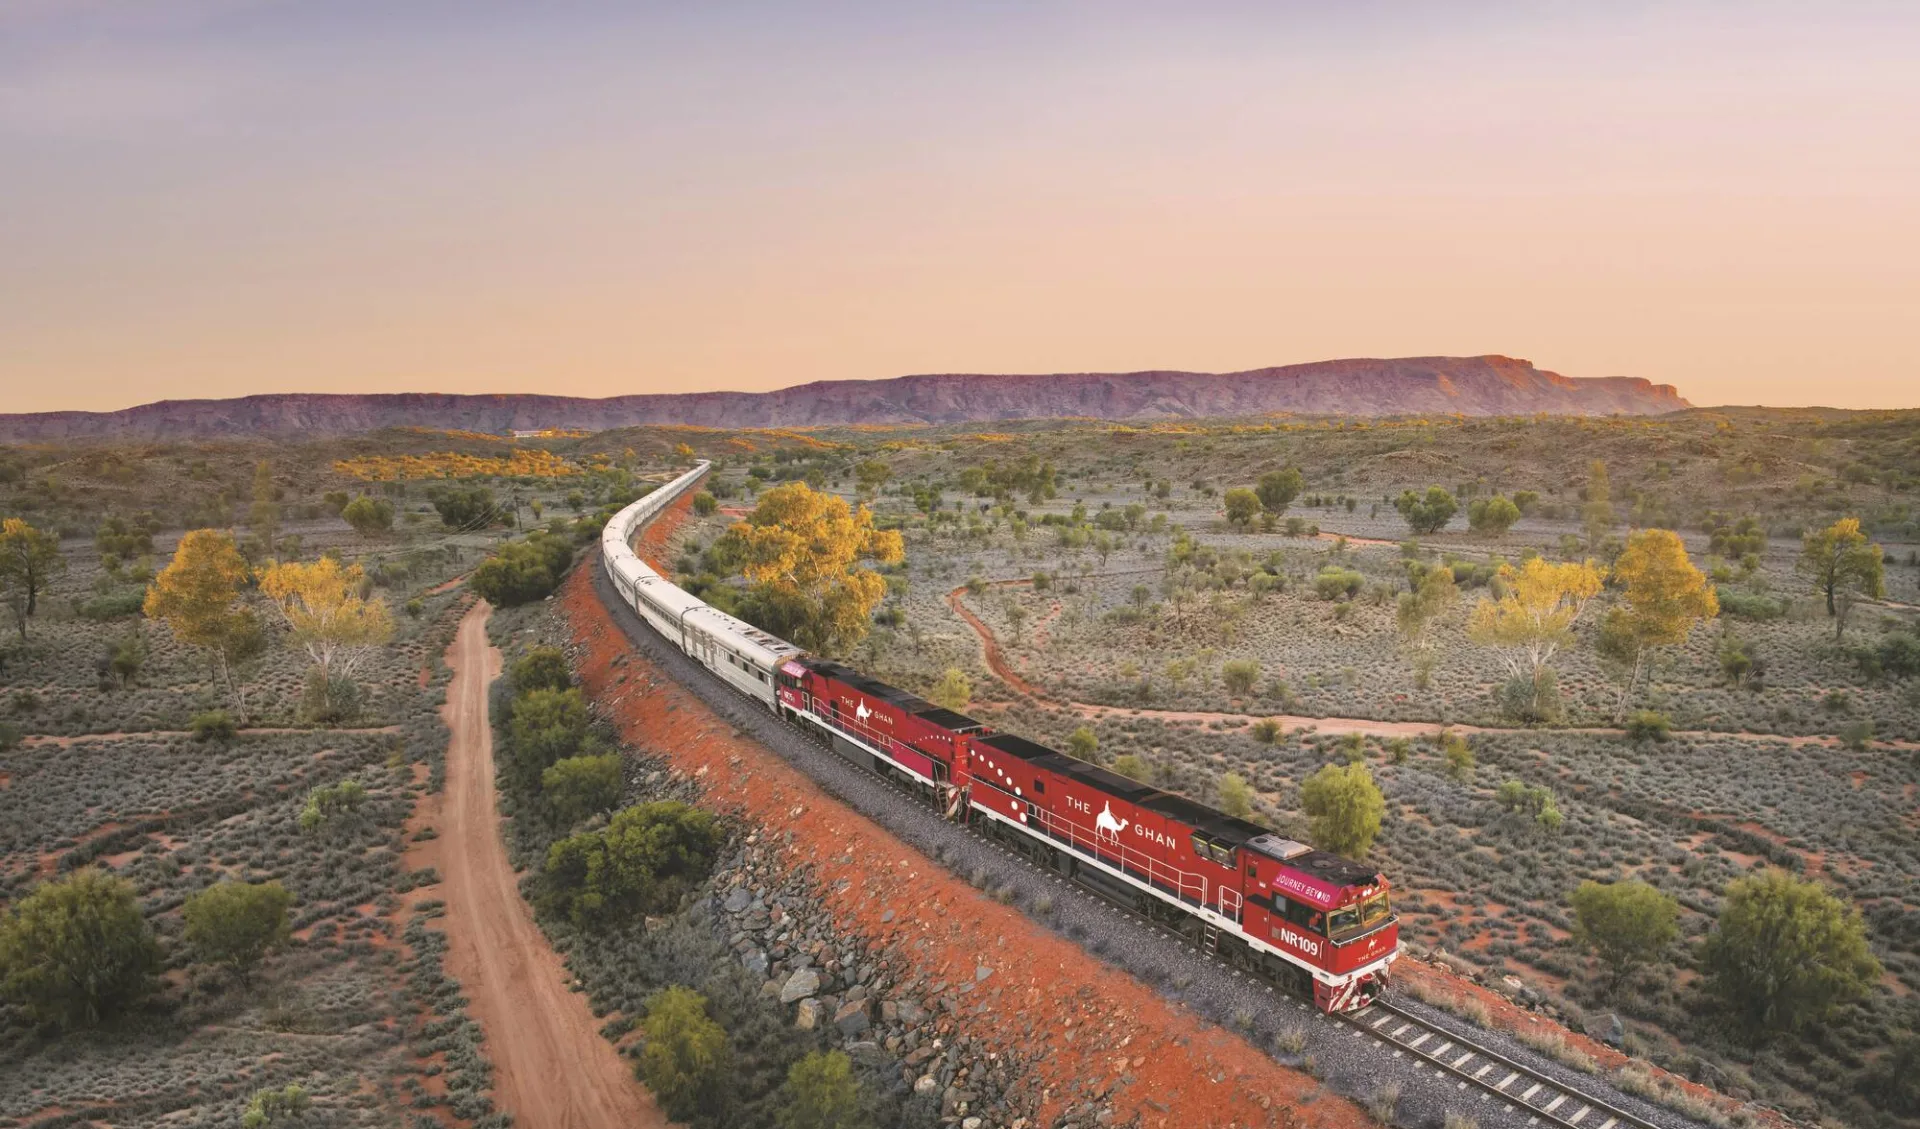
[947,586,1920,750]
[435,601,669,1129]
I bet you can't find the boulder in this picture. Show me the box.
[780,968,821,1004]
[795,998,823,1031]
[723,886,752,913]
[1583,1012,1626,1048]
[834,997,872,1037]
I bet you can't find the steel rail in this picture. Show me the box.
[1346,999,1666,1129]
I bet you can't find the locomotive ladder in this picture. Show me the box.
[1342,1000,1669,1129]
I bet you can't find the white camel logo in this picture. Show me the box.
[855,700,872,722]
[1095,802,1129,842]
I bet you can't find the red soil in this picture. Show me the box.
[562,568,1368,1128]
[412,601,671,1129]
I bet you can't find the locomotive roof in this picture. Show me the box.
[974,733,1268,846]
[804,660,936,712]
[915,707,987,733]
[1247,835,1384,889]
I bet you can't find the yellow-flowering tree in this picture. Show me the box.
[257,558,393,720]
[1600,529,1718,715]
[1468,557,1606,720]
[144,530,263,716]
[730,482,903,653]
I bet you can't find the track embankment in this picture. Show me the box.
[561,567,1371,1129]
[415,601,671,1129]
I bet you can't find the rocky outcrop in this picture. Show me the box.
[0,356,1688,440]
[713,833,1051,1128]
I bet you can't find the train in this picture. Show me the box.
[602,462,1399,1013]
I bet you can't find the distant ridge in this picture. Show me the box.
[0,356,1688,441]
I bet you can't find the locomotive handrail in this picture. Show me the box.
[969,776,1210,906]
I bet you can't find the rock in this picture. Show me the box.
[780,968,821,1004]
[795,998,823,1030]
[976,965,994,982]
[740,949,768,977]
[914,1075,939,1096]
[723,886,752,913]
[1583,1012,1626,1048]
[834,997,872,1037]
[897,999,927,1025]
[963,1119,983,1129]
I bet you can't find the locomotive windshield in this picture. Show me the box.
[1328,892,1392,942]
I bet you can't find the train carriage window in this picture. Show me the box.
[1032,779,1044,794]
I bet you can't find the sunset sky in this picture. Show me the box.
[3,1,1916,413]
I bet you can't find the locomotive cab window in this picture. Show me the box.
[1329,892,1391,942]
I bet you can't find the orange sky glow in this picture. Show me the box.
[2,3,1916,413]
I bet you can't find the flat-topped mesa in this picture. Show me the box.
[0,355,1689,440]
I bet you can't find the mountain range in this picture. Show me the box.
[0,356,1688,441]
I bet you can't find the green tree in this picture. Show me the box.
[340,495,394,534]
[542,754,624,826]
[1256,467,1305,515]
[1218,772,1255,820]
[1582,461,1614,551]
[511,646,572,694]
[1111,754,1151,782]
[182,880,293,981]
[299,779,367,832]
[929,667,971,712]
[507,687,590,787]
[1698,870,1881,1037]
[1466,495,1521,536]
[468,532,575,607]
[428,484,496,529]
[1396,566,1458,687]
[1299,762,1385,858]
[0,869,159,1029]
[248,460,280,546]
[1221,658,1261,698]
[638,986,730,1119]
[1222,487,1262,530]
[1569,879,1679,990]
[1394,487,1458,535]
[541,801,723,927]
[0,517,66,639]
[241,1084,310,1128]
[1066,725,1098,759]
[692,491,718,516]
[1798,517,1885,639]
[779,1050,868,1129]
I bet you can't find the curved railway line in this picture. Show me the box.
[594,466,1716,1129]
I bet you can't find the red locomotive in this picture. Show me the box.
[776,658,1397,1013]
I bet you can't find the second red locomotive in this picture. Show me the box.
[776,658,1397,1013]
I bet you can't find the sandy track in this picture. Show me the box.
[436,601,670,1129]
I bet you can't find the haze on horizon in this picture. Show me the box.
[3,1,1916,415]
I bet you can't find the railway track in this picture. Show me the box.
[1345,1000,1662,1129]
[589,558,1698,1129]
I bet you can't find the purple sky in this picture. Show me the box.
[3,1,1916,411]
